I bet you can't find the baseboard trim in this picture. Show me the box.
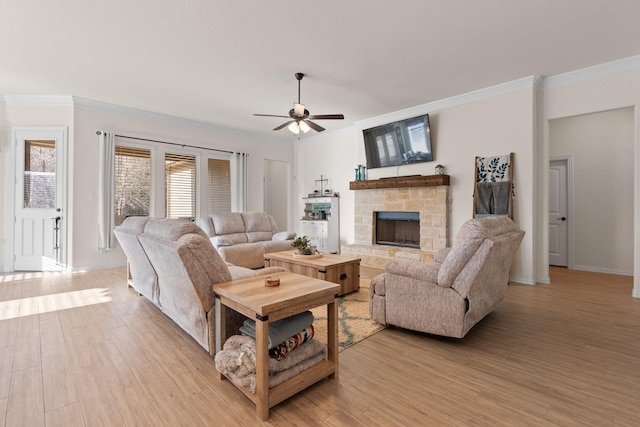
[69,262,127,273]
[572,265,633,277]
[510,276,538,286]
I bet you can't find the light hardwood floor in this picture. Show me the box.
[0,266,638,426]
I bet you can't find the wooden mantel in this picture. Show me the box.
[349,174,450,190]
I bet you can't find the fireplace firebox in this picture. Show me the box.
[374,211,420,249]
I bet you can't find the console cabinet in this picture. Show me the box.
[300,196,340,253]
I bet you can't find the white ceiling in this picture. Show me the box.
[2,1,640,138]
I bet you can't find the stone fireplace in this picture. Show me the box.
[342,175,450,269]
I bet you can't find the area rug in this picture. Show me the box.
[310,279,385,351]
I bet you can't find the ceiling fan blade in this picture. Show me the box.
[308,114,344,120]
[254,113,290,118]
[304,120,325,132]
[273,120,295,131]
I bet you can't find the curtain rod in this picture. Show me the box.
[96,131,237,155]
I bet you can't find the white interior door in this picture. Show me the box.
[549,159,569,267]
[13,127,66,271]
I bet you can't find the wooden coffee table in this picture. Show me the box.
[264,250,361,295]
[213,272,340,421]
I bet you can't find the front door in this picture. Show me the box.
[13,127,67,271]
[549,159,569,267]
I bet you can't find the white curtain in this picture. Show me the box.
[232,152,248,212]
[98,131,116,250]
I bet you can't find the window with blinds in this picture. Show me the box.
[207,158,231,213]
[114,146,151,226]
[165,152,197,219]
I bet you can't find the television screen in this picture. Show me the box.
[363,114,432,169]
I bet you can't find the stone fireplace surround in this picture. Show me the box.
[342,175,451,269]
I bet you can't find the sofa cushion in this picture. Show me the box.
[211,236,234,247]
[242,212,274,243]
[247,231,273,243]
[241,212,273,232]
[211,213,246,235]
[218,244,266,269]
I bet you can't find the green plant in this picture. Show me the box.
[291,236,313,255]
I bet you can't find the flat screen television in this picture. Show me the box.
[363,114,432,169]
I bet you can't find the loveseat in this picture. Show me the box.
[369,216,525,338]
[115,217,287,355]
[197,212,296,269]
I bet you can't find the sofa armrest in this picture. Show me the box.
[272,231,296,241]
[385,259,441,284]
[228,265,288,281]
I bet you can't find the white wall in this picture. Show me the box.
[0,100,8,271]
[264,159,290,231]
[540,58,640,297]
[0,96,293,272]
[549,108,634,275]
[294,127,358,249]
[297,81,536,284]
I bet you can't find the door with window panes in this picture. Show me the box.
[14,128,66,271]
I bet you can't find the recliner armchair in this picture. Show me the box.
[369,216,525,338]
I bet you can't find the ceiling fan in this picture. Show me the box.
[254,73,344,134]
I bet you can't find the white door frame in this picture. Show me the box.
[549,156,574,269]
[10,126,68,271]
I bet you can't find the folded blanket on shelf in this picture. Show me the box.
[239,310,314,349]
[269,325,314,361]
[214,334,327,394]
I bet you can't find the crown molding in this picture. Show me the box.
[72,96,213,128]
[3,94,74,106]
[354,76,538,130]
[542,55,640,90]
[72,96,287,144]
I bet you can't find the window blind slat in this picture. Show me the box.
[207,158,231,213]
[166,153,196,219]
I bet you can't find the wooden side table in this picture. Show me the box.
[213,272,340,421]
[264,251,361,295]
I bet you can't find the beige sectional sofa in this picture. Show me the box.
[197,212,296,269]
[114,217,287,356]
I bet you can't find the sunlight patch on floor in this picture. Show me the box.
[0,288,112,320]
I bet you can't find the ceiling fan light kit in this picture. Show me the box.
[288,121,310,135]
[254,72,344,135]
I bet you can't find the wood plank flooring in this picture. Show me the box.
[0,266,638,426]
